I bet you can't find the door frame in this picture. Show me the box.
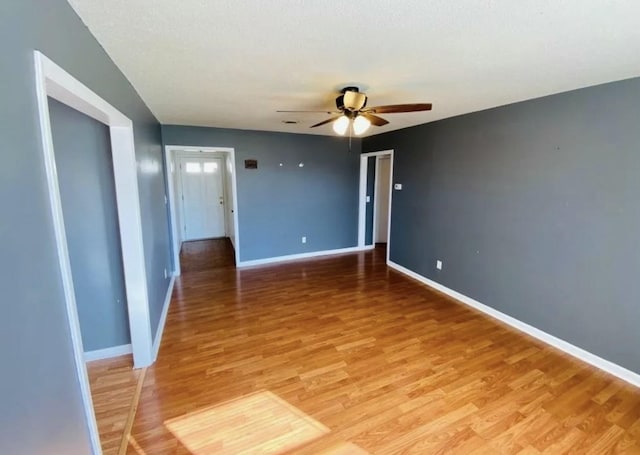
[372,154,392,244]
[358,149,394,263]
[164,146,241,274]
[34,51,154,454]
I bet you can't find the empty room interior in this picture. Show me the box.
[3,1,640,454]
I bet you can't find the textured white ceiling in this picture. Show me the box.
[67,0,640,137]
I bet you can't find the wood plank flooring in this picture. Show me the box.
[120,241,640,454]
[87,355,140,455]
[179,238,235,273]
[162,390,332,454]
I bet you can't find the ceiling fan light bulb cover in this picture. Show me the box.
[333,115,350,135]
[353,116,371,135]
[343,91,367,110]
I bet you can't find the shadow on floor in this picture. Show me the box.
[179,238,235,273]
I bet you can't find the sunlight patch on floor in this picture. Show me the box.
[127,436,147,454]
[315,442,371,454]
[164,391,330,454]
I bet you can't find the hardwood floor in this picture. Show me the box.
[121,243,640,454]
[179,238,235,273]
[87,355,141,455]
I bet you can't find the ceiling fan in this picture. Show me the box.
[278,86,432,136]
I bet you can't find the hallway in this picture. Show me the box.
[87,238,236,454]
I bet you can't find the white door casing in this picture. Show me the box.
[34,51,155,454]
[358,149,394,264]
[225,154,236,248]
[172,158,183,246]
[164,146,240,275]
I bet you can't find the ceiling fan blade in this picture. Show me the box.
[310,115,343,128]
[361,113,389,126]
[366,103,432,114]
[277,110,339,114]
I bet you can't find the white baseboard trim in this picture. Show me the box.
[237,245,368,268]
[84,344,132,362]
[387,260,640,388]
[153,275,176,361]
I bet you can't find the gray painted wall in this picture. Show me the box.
[162,126,361,262]
[364,77,640,374]
[49,98,130,352]
[0,1,171,453]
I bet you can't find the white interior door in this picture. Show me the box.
[375,156,391,243]
[180,157,225,240]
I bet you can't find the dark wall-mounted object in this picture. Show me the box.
[245,159,258,169]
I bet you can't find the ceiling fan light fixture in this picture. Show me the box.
[343,90,367,110]
[353,115,371,135]
[332,115,350,135]
[281,87,432,135]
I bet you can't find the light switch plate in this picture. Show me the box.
[366,195,371,203]
[394,183,403,190]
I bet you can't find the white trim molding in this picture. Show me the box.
[153,275,176,361]
[387,260,640,388]
[34,50,156,454]
[84,344,133,362]
[237,246,368,268]
[164,146,240,275]
[358,150,394,264]
[357,156,368,247]
[34,51,153,368]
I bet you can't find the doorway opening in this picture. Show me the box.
[34,51,154,454]
[358,150,394,263]
[374,155,392,246]
[165,146,240,275]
